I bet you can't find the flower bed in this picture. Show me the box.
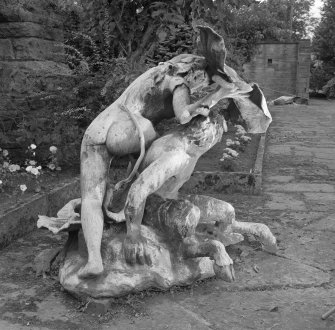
[0,144,78,211]
[181,123,265,195]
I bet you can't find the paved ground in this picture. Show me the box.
[0,98,334,329]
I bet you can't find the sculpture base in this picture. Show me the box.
[59,224,215,299]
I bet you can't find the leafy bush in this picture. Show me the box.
[310,66,333,92]
[323,77,335,98]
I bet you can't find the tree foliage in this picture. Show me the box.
[62,0,315,72]
[313,0,335,64]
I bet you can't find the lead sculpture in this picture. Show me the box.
[37,26,276,299]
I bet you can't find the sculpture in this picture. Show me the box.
[37,26,276,299]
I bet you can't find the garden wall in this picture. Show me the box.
[0,0,74,134]
[244,40,311,101]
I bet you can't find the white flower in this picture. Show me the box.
[37,166,42,170]
[30,144,37,150]
[235,125,246,135]
[20,184,27,192]
[240,135,251,142]
[8,164,20,172]
[30,168,39,176]
[0,180,2,185]
[49,146,57,154]
[3,161,9,168]
[224,148,239,158]
[220,153,232,161]
[226,140,240,147]
[48,163,56,170]
[3,149,8,157]
[26,165,33,173]
[29,160,37,166]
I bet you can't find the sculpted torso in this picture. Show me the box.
[140,115,224,199]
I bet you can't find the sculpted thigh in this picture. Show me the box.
[106,114,157,156]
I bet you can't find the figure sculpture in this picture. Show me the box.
[37,26,276,299]
[79,26,260,278]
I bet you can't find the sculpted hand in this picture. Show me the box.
[190,106,210,118]
[179,104,210,124]
[123,234,152,266]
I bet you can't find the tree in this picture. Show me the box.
[266,0,315,40]
[313,0,335,64]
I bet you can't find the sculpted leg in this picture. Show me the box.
[184,194,276,251]
[183,194,244,246]
[231,221,277,253]
[182,236,235,282]
[123,151,191,265]
[78,144,110,278]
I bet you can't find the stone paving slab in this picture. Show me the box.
[305,213,335,232]
[217,251,330,290]
[265,183,335,193]
[277,230,335,271]
[171,288,335,330]
[265,192,306,211]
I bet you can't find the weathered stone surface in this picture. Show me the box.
[0,22,64,41]
[303,192,335,202]
[0,1,63,28]
[0,39,14,60]
[172,288,335,330]
[0,0,72,122]
[305,214,335,232]
[60,228,216,299]
[264,175,295,183]
[265,183,334,193]
[0,60,72,95]
[278,230,335,271]
[217,251,330,290]
[265,192,306,211]
[11,38,65,62]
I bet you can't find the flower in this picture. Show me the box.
[2,161,9,168]
[30,168,39,176]
[8,164,20,172]
[220,153,232,161]
[224,148,239,158]
[37,166,42,170]
[49,146,58,154]
[240,135,251,143]
[0,180,2,185]
[26,165,33,173]
[30,144,37,150]
[20,184,27,192]
[3,149,8,157]
[48,163,56,170]
[29,160,37,166]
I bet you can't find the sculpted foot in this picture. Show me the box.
[214,263,235,282]
[78,260,103,278]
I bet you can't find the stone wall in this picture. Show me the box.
[0,0,74,132]
[243,40,311,101]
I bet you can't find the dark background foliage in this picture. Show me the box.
[3,0,320,167]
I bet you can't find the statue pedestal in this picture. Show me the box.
[37,195,276,300]
[59,225,215,299]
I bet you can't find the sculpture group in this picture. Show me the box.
[38,26,276,299]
